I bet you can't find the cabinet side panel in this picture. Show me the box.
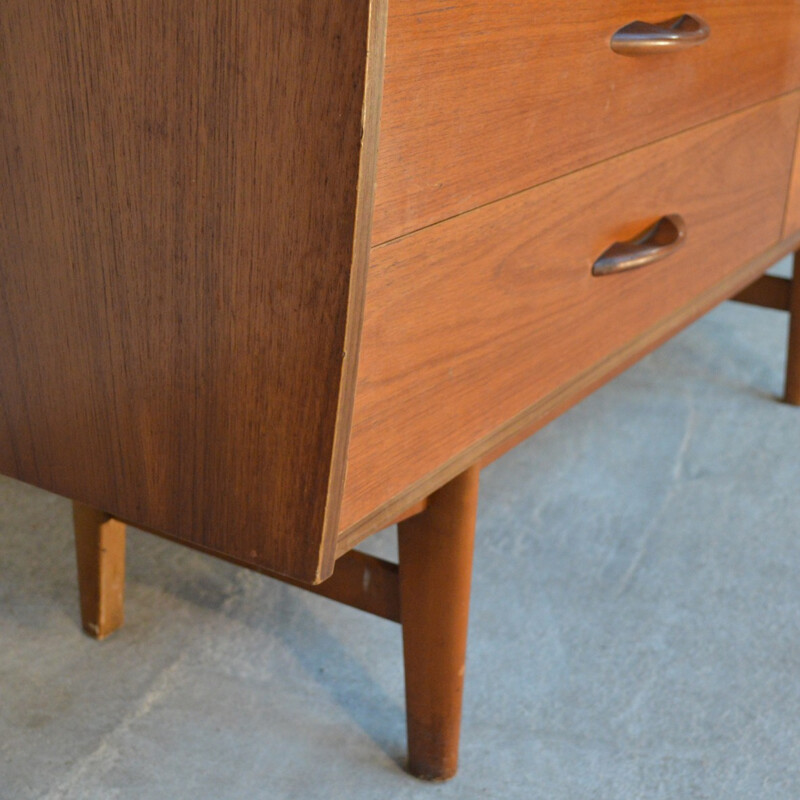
[0,1,376,582]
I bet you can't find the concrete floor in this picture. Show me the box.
[2,259,800,799]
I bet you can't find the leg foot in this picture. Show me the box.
[73,502,126,640]
[786,252,800,405]
[398,465,480,781]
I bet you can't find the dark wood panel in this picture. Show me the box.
[373,0,800,244]
[340,94,800,535]
[731,276,792,311]
[0,1,387,582]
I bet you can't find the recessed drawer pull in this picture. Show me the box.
[592,214,686,276]
[610,15,710,55]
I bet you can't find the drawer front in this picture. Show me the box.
[342,93,800,531]
[373,1,800,245]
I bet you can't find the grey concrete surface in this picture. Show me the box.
[2,259,800,799]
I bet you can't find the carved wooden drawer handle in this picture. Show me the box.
[592,214,687,276]
[611,14,710,55]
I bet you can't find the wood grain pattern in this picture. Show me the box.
[373,0,800,244]
[318,0,389,581]
[339,230,800,554]
[0,1,387,582]
[339,94,800,535]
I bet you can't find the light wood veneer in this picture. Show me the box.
[373,0,800,244]
[341,93,800,532]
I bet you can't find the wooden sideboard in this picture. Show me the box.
[3,0,800,781]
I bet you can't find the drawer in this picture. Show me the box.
[373,0,800,245]
[341,93,800,532]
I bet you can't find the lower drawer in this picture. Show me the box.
[340,93,800,532]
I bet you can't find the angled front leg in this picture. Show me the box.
[786,252,800,405]
[398,465,480,781]
[72,503,126,640]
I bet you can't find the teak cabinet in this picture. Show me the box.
[3,0,800,781]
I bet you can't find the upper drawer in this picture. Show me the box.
[342,93,800,532]
[372,1,800,244]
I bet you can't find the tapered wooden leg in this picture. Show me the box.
[73,502,126,640]
[398,465,480,781]
[787,252,800,405]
